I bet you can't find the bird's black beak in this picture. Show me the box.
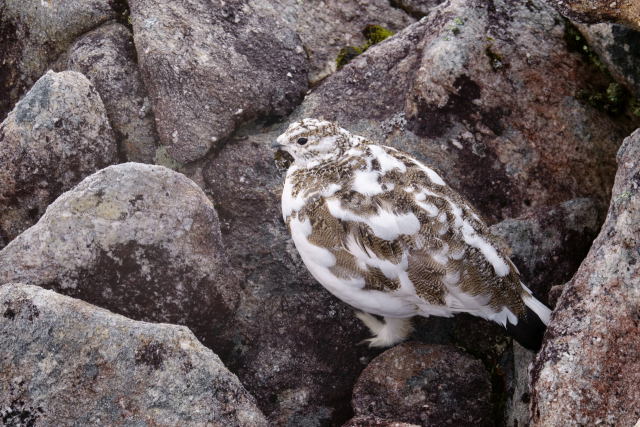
[271,141,284,150]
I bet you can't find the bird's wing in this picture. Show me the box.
[301,145,527,322]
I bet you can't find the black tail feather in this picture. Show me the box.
[505,305,547,351]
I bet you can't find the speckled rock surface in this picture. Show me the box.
[182,126,378,426]
[389,0,445,18]
[352,342,492,426]
[489,197,602,303]
[0,163,240,351]
[297,0,638,224]
[271,0,414,83]
[549,0,640,30]
[0,283,267,426]
[531,128,640,426]
[0,0,119,121]
[0,70,117,249]
[343,416,420,427]
[578,22,640,98]
[58,22,160,163]
[127,0,308,163]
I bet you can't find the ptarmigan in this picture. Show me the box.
[273,118,551,351]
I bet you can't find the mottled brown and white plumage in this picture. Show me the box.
[274,118,551,349]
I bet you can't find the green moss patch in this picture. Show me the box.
[336,25,395,70]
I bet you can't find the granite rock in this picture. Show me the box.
[297,0,638,224]
[531,128,640,426]
[0,70,117,249]
[0,283,267,426]
[127,0,309,163]
[59,22,160,163]
[0,0,119,121]
[0,163,241,351]
[352,342,492,426]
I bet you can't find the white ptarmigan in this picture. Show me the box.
[273,118,551,350]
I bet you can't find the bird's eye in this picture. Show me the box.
[297,137,308,145]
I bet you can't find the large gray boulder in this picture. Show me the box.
[351,343,492,426]
[0,283,267,426]
[58,22,160,163]
[0,70,117,249]
[530,128,640,425]
[297,0,638,224]
[127,0,309,163]
[0,0,119,121]
[0,163,241,351]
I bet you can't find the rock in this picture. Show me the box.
[58,22,160,163]
[0,283,267,426]
[489,198,602,303]
[271,0,414,83]
[0,0,120,121]
[182,126,378,426]
[0,163,241,351]
[352,342,492,426]
[549,0,640,30]
[0,70,117,249]
[297,0,638,224]
[504,343,535,427]
[531,128,640,426]
[389,0,445,18]
[577,22,640,99]
[343,416,420,426]
[127,0,309,163]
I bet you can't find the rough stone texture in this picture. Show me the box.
[182,126,379,426]
[504,343,536,427]
[127,0,309,163]
[271,0,414,83]
[0,0,119,121]
[0,283,267,426]
[0,163,241,351]
[489,197,602,303]
[343,416,419,427]
[389,0,445,18]
[578,22,640,98]
[57,22,160,163]
[352,343,492,426]
[0,70,117,249]
[531,128,640,426]
[549,0,640,30]
[297,0,638,224]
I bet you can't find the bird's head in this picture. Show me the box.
[272,118,357,168]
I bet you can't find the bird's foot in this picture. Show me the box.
[355,312,413,348]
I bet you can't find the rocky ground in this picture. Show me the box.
[1,0,639,426]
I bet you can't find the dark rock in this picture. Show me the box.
[0,163,241,352]
[548,0,640,30]
[0,0,119,121]
[0,70,118,249]
[352,342,492,426]
[127,0,309,163]
[58,22,160,163]
[489,197,602,303]
[0,283,267,426]
[578,22,640,99]
[297,0,638,224]
[531,128,640,426]
[182,126,378,426]
[343,416,419,426]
